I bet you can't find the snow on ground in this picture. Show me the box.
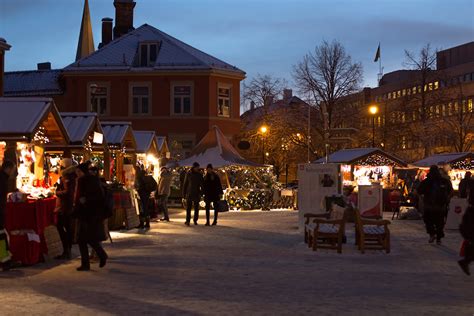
[0,209,473,315]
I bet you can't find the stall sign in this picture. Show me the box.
[297,163,340,230]
[93,132,103,144]
[446,197,468,230]
[358,184,383,217]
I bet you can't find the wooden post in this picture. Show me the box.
[103,149,111,181]
[4,141,17,192]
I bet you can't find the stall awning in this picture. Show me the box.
[177,126,263,168]
[314,148,407,167]
[101,121,136,152]
[0,97,69,145]
[133,131,157,154]
[414,152,474,169]
[156,136,169,155]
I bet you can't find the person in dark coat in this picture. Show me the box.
[55,165,76,260]
[182,162,204,226]
[417,165,453,245]
[135,165,152,229]
[0,160,15,271]
[458,206,474,276]
[73,163,108,271]
[459,172,471,199]
[203,164,223,226]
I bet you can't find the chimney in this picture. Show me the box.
[0,38,11,97]
[99,17,113,48]
[283,89,293,103]
[264,95,274,107]
[37,62,51,71]
[113,0,136,39]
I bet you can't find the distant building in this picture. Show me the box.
[338,41,474,161]
[3,0,245,159]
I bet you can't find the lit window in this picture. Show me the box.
[412,87,417,94]
[428,83,433,91]
[89,83,108,116]
[448,103,453,116]
[402,136,406,149]
[392,92,397,99]
[131,85,150,115]
[172,85,192,115]
[388,93,392,99]
[217,86,231,117]
[436,105,440,115]
[442,104,447,116]
[139,42,159,67]
[454,101,459,113]
[401,112,406,123]
[402,89,406,96]
[397,90,401,97]
[434,81,439,89]
[407,89,411,96]
[468,99,473,112]
[418,86,422,93]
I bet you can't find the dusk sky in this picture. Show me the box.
[1,0,473,89]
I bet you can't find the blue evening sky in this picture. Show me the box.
[1,0,473,89]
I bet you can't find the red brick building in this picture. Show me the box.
[4,0,245,159]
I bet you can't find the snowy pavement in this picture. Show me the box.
[0,210,473,315]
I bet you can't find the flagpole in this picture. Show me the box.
[378,43,383,86]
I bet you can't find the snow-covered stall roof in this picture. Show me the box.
[0,97,69,145]
[314,148,407,166]
[101,121,136,151]
[178,126,262,168]
[413,152,474,168]
[133,131,157,154]
[156,136,169,154]
[65,24,245,77]
[53,112,106,149]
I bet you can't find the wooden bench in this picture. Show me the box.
[354,209,391,254]
[304,212,346,254]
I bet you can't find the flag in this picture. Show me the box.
[374,43,380,62]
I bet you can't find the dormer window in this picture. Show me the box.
[139,42,159,67]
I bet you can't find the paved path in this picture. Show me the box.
[0,210,473,315]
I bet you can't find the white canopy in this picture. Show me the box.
[177,126,262,168]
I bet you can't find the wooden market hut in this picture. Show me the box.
[0,97,69,189]
[133,130,159,176]
[156,136,170,159]
[101,121,136,182]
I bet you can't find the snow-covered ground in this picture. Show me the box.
[0,209,473,315]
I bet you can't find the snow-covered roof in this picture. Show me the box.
[133,130,156,154]
[101,121,136,150]
[65,24,245,76]
[60,112,103,145]
[178,126,262,168]
[0,97,68,144]
[4,70,63,96]
[314,148,407,166]
[413,152,474,167]
[156,136,167,152]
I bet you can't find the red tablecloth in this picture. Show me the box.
[5,197,57,264]
[113,191,132,210]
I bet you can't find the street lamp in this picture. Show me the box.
[369,105,378,147]
[260,125,268,164]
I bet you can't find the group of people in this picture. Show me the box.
[417,165,474,276]
[0,159,109,272]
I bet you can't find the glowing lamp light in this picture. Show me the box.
[93,132,103,144]
[369,105,378,115]
[260,126,268,134]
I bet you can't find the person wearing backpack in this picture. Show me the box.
[417,165,453,245]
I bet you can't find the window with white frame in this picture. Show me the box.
[130,84,151,115]
[217,85,231,117]
[139,42,159,67]
[89,83,109,115]
[172,85,192,115]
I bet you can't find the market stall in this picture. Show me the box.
[177,126,286,210]
[0,97,69,264]
[101,121,137,185]
[45,112,107,181]
[314,148,407,216]
[414,152,474,191]
[101,122,139,229]
[133,130,159,179]
[156,136,171,164]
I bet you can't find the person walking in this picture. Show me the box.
[459,171,471,199]
[203,164,223,226]
[0,160,15,271]
[417,165,453,245]
[73,163,108,271]
[54,163,77,260]
[157,166,173,222]
[182,162,204,226]
[458,205,474,276]
[135,166,155,229]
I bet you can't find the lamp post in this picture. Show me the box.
[369,105,378,147]
[260,125,268,164]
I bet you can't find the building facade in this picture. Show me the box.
[4,0,245,159]
[338,42,474,162]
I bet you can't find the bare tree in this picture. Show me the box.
[293,40,363,153]
[242,74,287,110]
